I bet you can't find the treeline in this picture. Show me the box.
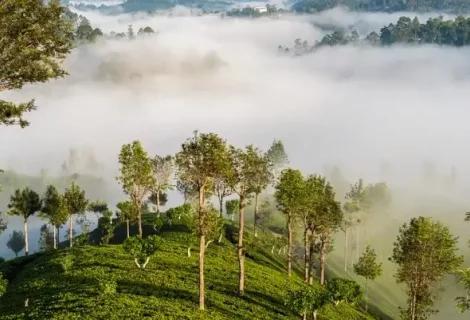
[292,0,470,13]
[279,15,470,55]
[225,4,281,17]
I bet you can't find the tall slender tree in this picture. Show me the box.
[150,155,174,215]
[63,182,88,248]
[275,168,304,278]
[7,188,42,256]
[390,217,463,320]
[266,139,289,182]
[41,185,68,249]
[175,131,229,310]
[214,177,231,216]
[117,140,155,238]
[225,145,267,295]
[252,153,273,237]
[353,245,382,312]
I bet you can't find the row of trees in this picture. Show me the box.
[115,133,288,310]
[279,15,470,56]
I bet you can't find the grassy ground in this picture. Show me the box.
[0,221,373,320]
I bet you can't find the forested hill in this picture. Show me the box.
[292,0,470,13]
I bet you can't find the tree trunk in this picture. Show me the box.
[218,233,223,243]
[411,291,417,320]
[271,245,275,254]
[238,194,246,295]
[308,238,315,285]
[199,234,205,310]
[53,226,57,250]
[126,220,130,238]
[24,218,29,256]
[137,206,143,238]
[198,187,206,311]
[205,240,214,249]
[69,215,73,248]
[356,226,360,262]
[320,239,327,286]
[313,311,318,320]
[187,247,191,257]
[287,213,293,278]
[304,228,310,282]
[344,229,348,271]
[302,313,307,320]
[156,191,160,215]
[219,198,223,217]
[253,193,259,237]
[142,257,150,269]
[57,227,60,246]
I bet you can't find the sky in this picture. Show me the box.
[1,7,470,317]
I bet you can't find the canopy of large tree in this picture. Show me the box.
[0,0,73,127]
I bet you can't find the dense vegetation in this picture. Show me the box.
[279,15,470,55]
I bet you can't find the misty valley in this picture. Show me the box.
[1,0,470,320]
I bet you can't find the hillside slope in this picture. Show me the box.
[0,224,373,320]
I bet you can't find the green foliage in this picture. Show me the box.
[266,139,289,178]
[116,201,137,222]
[225,199,239,218]
[98,210,115,244]
[0,273,7,298]
[6,231,25,257]
[64,182,88,217]
[390,216,464,320]
[8,187,42,220]
[137,26,155,35]
[285,285,328,319]
[75,17,103,43]
[41,185,69,228]
[455,268,470,313]
[88,200,109,217]
[326,278,363,306]
[150,155,173,202]
[122,235,162,268]
[353,245,382,282]
[275,168,304,216]
[38,224,54,252]
[0,0,73,127]
[117,140,155,237]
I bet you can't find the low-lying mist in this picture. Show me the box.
[1,7,470,318]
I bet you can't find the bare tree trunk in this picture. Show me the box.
[253,193,259,237]
[198,187,206,311]
[199,234,205,310]
[69,215,73,248]
[187,247,191,257]
[205,240,214,249]
[156,191,160,216]
[57,227,60,247]
[219,198,223,217]
[344,229,348,271]
[238,195,246,295]
[126,220,130,238]
[411,291,417,320]
[313,311,318,320]
[320,239,327,286]
[24,219,29,256]
[218,233,223,243]
[308,238,315,285]
[304,228,310,282]
[53,226,57,249]
[302,313,307,320]
[287,213,293,278]
[137,207,143,238]
[356,226,360,262]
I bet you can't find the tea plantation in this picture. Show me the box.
[0,222,373,320]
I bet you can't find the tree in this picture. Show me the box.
[127,24,135,39]
[147,191,168,213]
[225,145,266,295]
[98,210,114,245]
[117,140,155,238]
[7,188,42,256]
[63,181,89,248]
[344,179,367,264]
[137,26,155,36]
[87,200,108,217]
[38,224,54,252]
[285,286,328,320]
[266,139,289,182]
[177,180,195,204]
[150,155,173,215]
[116,201,137,238]
[175,131,229,310]
[6,230,25,257]
[251,153,273,237]
[326,278,363,306]
[214,177,231,216]
[390,217,463,320]
[353,245,383,312]
[275,168,304,278]
[225,199,239,221]
[0,0,73,127]
[316,182,342,285]
[41,185,69,249]
[122,235,162,269]
[455,268,470,313]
